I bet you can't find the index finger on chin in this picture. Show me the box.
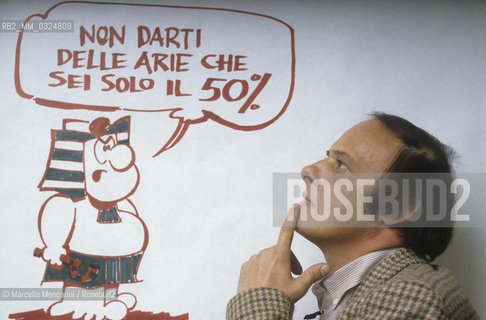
[276,204,300,253]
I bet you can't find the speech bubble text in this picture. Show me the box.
[15,1,295,156]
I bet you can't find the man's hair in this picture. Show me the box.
[371,112,455,261]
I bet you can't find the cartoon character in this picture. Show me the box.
[35,116,148,320]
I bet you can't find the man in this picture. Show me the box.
[226,113,478,319]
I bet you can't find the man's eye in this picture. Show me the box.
[337,160,348,170]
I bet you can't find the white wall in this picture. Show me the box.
[0,0,484,319]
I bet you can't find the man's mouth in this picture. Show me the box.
[92,169,107,182]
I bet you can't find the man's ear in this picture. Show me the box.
[380,202,421,226]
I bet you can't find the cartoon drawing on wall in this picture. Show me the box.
[7,1,295,319]
[10,117,187,319]
[39,116,146,319]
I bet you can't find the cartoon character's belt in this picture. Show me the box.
[35,249,143,288]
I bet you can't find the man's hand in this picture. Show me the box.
[237,205,331,302]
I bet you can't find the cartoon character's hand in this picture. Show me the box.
[42,246,67,267]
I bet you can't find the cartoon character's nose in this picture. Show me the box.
[109,144,135,172]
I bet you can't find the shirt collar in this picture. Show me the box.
[312,247,403,310]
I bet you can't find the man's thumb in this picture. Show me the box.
[296,263,331,289]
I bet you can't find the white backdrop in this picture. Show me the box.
[0,0,485,319]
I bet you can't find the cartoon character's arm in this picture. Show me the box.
[117,198,149,252]
[38,194,76,266]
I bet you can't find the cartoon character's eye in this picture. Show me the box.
[94,140,108,165]
[94,137,116,164]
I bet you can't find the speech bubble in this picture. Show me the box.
[15,1,295,156]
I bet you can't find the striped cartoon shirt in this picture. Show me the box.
[39,117,130,200]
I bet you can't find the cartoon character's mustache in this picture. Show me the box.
[92,169,107,182]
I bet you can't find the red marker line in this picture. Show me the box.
[238,73,272,114]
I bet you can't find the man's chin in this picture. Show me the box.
[295,217,325,230]
[295,220,319,237]
[294,224,327,248]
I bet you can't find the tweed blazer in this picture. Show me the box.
[226,248,479,320]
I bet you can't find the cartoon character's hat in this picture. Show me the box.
[38,116,131,200]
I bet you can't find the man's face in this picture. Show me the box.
[84,135,139,203]
[296,119,403,246]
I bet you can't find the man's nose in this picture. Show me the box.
[301,159,333,182]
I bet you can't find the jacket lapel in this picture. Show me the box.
[337,248,425,319]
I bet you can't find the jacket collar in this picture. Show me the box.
[312,247,401,311]
[339,248,426,317]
